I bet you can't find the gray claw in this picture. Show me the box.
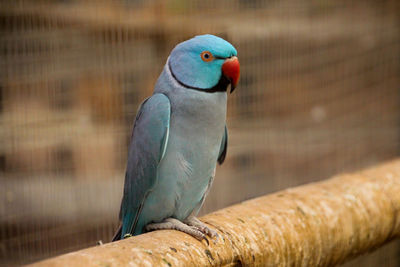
[202,236,210,246]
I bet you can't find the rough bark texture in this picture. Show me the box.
[29,159,400,267]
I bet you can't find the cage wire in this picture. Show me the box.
[0,0,399,266]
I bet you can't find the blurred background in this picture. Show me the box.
[0,0,399,266]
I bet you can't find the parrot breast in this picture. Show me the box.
[138,63,227,223]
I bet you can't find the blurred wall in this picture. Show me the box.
[0,0,399,265]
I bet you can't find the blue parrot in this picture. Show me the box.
[112,34,240,242]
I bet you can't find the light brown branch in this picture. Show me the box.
[30,159,400,266]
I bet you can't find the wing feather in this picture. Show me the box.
[117,93,171,239]
[217,125,228,165]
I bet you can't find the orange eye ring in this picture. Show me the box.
[200,51,214,62]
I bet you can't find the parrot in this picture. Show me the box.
[112,34,240,242]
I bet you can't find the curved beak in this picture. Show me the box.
[222,56,240,93]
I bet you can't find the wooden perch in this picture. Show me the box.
[30,159,400,266]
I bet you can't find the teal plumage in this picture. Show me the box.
[113,34,239,241]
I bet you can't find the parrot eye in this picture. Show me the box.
[200,51,214,62]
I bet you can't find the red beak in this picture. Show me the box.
[222,56,240,93]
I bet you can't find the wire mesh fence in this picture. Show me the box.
[0,0,399,265]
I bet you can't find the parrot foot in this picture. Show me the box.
[123,233,133,239]
[184,216,219,240]
[145,217,208,243]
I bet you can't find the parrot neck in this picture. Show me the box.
[166,58,230,93]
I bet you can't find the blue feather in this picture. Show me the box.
[119,93,171,237]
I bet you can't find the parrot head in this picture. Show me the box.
[168,34,240,93]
